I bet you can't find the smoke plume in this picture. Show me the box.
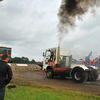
[58,0,100,45]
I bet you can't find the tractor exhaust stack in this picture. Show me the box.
[57,46,60,65]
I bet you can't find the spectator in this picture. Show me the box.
[0,54,12,100]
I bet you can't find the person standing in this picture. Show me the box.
[0,54,12,100]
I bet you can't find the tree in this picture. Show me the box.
[79,58,84,61]
[30,59,37,64]
[11,56,37,64]
[72,58,77,64]
[11,57,21,63]
[21,57,30,64]
[95,57,99,61]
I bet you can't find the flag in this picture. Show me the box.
[88,51,92,57]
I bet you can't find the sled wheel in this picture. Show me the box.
[91,69,99,81]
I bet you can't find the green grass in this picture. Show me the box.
[5,79,100,100]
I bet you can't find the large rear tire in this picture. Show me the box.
[72,68,88,83]
[46,69,54,78]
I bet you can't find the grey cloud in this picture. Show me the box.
[0,0,99,61]
[0,0,60,61]
[77,15,100,30]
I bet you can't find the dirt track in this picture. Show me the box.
[12,70,100,96]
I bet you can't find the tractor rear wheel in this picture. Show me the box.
[72,68,88,83]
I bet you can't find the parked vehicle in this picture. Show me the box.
[0,46,12,62]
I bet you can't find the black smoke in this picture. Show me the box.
[58,0,100,45]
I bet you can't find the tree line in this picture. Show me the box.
[10,56,37,64]
[9,56,99,64]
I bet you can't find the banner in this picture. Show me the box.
[16,64,28,67]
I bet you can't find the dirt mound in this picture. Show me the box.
[9,63,41,70]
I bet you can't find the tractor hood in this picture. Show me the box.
[71,64,98,70]
[85,65,98,70]
[71,64,89,70]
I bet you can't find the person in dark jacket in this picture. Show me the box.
[0,54,12,100]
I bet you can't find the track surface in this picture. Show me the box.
[12,70,100,96]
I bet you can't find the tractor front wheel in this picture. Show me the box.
[46,69,54,78]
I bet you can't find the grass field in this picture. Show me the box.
[5,78,100,100]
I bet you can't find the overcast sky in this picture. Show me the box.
[0,0,100,61]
